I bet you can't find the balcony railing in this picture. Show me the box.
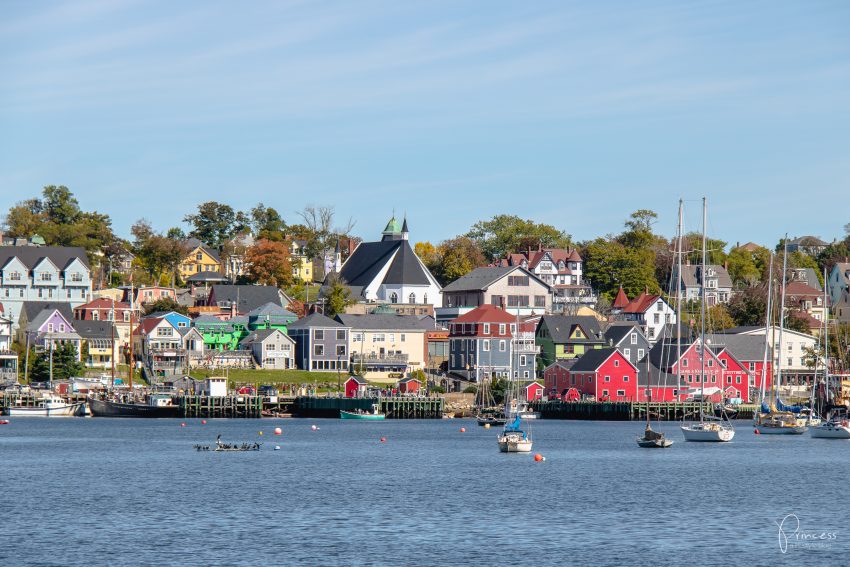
[352,353,409,365]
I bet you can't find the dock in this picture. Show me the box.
[533,401,758,421]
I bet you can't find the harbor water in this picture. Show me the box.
[2,419,848,566]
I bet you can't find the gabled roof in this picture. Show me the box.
[537,315,602,344]
[27,308,75,333]
[286,312,346,330]
[335,239,434,292]
[788,235,828,247]
[186,270,226,282]
[20,301,74,324]
[442,266,549,293]
[239,328,291,345]
[135,317,169,335]
[75,298,131,311]
[186,238,221,261]
[571,347,625,372]
[346,375,369,385]
[545,359,579,372]
[676,265,733,289]
[603,322,642,346]
[784,281,824,299]
[335,313,435,331]
[623,292,665,314]
[74,320,115,340]
[710,334,766,361]
[209,285,283,312]
[247,302,296,319]
[452,304,517,324]
[0,246,90,271]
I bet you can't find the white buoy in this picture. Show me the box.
[311,425,318,431]
[274,445,281,451]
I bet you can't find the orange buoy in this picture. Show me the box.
[274,427,282,435]
[460,427,466,433]
[534,453,544,462]
[380,437,387,443]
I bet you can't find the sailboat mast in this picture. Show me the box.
[775,236,789,408]
[699,197,707,422]
[822,268,830,408]
[759,253,774,403]
[676,199,683,402]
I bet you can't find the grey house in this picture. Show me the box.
[238,328,295,369]
[440,266,552,323]
[671,264,734,305]
[603,322,650,368]
[287,313,350,372]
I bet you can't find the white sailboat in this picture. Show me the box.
[498,310,533,452]
[754,239,807,435]
[811,273,850,439]
[681,197,735,442]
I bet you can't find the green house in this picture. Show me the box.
[535,315,605,367]
[247,302,298,332]
[194,315,250,351]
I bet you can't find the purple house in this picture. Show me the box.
[25,308,82,361]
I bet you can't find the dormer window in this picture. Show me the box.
[196,252,203,261]
[71,273,83,282]
[40,273,53,281]
[8,271,21,281]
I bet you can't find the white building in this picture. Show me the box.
[327,217,442,309]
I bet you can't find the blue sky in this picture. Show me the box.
[2,0,849,247]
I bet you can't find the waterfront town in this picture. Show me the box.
[1,186,849,418]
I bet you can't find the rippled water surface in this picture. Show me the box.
[2,418,848,566]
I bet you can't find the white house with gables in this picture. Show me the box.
[0,247,91,329]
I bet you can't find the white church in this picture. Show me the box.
[329,217,442,309]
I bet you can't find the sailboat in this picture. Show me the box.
[754,239,807,435]
[637,361,673,448]
[475,371,506,426]
[497,310,532,452]
[681,197,735,442]
[811,270,850,439]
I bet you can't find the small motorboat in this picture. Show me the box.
[0,419,10,425]
[637,424,673,448]
[681,418,735,442]
[810,411,850,439]
[340,404,386,420]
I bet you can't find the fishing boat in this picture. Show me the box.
[340,404,385,420]
[476,411,506,426]
[6,394,85,417]
[681,198,735,443]
[88,393,179,418]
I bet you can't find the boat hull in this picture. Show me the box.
[810,424,850,439]
[754,424,807,435]
[681,424,735,442]
[497,432,533,453]
[637,437,673,448]
[6,403,85,417]
[339,410,385,420]
[88,397,179,418]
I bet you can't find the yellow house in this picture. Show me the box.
[289,240,313,283]
[179,242,222,281]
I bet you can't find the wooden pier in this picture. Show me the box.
[179,395,264,418]
[295,396,443,419]
[534,400,726,421]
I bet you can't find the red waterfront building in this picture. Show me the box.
[569,348,639,402]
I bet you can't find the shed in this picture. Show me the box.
[344,375,369,398]
[397,376,421,394]
[205,377,228,397]
[525,381,543,401]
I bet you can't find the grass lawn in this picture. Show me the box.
[189,368,347,391]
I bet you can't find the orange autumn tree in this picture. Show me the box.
[245,239,294,288]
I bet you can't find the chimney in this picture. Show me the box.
[230,301,237,318]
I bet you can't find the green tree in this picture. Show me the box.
[414,241,439,274]
[465,214,571,261]
[143,296,189,316]
[435,237,487,284]
[29,342,84,382]
[582,238,659,301]
[250,203,287,241]
[184,201,248,246]
[726,286,767,326]
[324,274,355,318]
[692,304,736,333]
[131,219,189,285]
[726,247,761,287]
[619,209,658,250]
[785,311,811,335]
[684,232,727,266]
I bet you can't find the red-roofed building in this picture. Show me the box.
[784,281,828,330]
[620,291,676,343]
[448,304,539,382]
[612,286,630,312]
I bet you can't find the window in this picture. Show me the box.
[787,357,793,367]
[624,348,630,358]
[408,293,416,304]
[390,292,398,303]
[337,345,346,356]
[71,273,83,282]
[9,271,21,281]
[389,334,395,343]
[617,389,626,397]
[682,359,688,367]
[507,295,529,307]
[524,371,530,379]
[499,324,506,335]
[508,275,529,286]
[648,328,655,338]
[124,312,130,322]
[491,295,503,307]
[337,330,346,340]
[314,344,324,356]
[534,295,546,307]
[653,314,660,324]
[483,324,490,335]
[423,293,428,305]
[40,272,53,281]
[520,355,527,366]
[373,334,385,343]
[483,341,490,352]
[314,329,324,340]
[48,323,54,333]
[499,340,506,352]
[157,327,173,337]
[707,359,713,368]
[604,375,610,382]
[735,376,741,384]
[267,343,276,351]
[614,360,619,367]
[638,349,644,360]
[93,311,99,321]
[352,332,363,342]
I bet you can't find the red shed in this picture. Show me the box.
[524,381,543,401]
[344,376,369,398]
[397,376,421,394]
[570,347,639,402]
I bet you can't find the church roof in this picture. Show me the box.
[335,239,434,293]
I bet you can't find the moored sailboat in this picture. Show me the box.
[497,310,533,452]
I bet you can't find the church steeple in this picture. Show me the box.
[401,217,409,240]
[381,214,403,241]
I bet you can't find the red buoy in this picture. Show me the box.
[754,429,761,435]
[180,422,186,427]
[534,453,544,462]
[380,437,387,443]
[459,427,466,433]
[274,427,282,435]
[201,420,207,425]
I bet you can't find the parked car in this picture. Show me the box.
[237,386,256,395]
[258,385,278,396]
